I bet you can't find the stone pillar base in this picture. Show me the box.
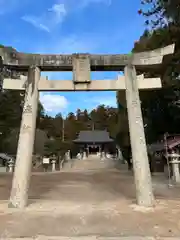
[172,162,180,183]
[83,152,87,160]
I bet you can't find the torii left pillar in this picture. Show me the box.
[9,66,40,209]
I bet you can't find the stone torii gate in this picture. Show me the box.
[0,44,175,209]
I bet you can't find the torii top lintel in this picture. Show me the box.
[0,44,175,72]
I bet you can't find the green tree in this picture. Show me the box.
[127,0,180,143]
[138,0,180,27]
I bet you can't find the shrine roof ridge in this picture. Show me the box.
[0,44,175,72]
[73,130,114,143]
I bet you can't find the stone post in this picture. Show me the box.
[83,151,87,160]
[8,159,14,173]
[51,156,56,172]
[9,66,40,209]
[124,64,154,207]
[52,160,56,172]
[101,152,105,160]
[99,146,101,160]
[169,152,180,183]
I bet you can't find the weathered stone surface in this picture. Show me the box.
[0,44,175,72]
[72,54,91,82]
[124,64,154,207]
[3,76,162,91]
[9,66,40,209]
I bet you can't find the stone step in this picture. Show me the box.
[61,158,115,172]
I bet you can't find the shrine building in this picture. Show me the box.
[73,130,114,158]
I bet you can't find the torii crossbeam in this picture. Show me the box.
[3,75,162,91]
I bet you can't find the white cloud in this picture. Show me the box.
[22,16,50,32]
[22,3,66,32]
[40,93,68,114]
[21,0,111,32]
[49,3,66,22]
[0,0,111,16]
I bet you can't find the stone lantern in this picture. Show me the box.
[167,151,180,183]
[8,159,14,173]
[51,155,56,172]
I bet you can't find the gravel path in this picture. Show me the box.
[0,167,180,238]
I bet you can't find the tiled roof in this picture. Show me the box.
[73,130,113,143]
[148,136,180,152]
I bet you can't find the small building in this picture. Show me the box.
[73,130,114,158]
[148,135,180,172]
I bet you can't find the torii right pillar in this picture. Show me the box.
[124,64,154,207]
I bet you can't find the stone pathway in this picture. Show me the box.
[61,158,115,172]
[0,165,180,238]
[1,237,180,240]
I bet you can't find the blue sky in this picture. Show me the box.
[0,0,146,117]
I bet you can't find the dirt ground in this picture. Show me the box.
[0,167,180,239]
